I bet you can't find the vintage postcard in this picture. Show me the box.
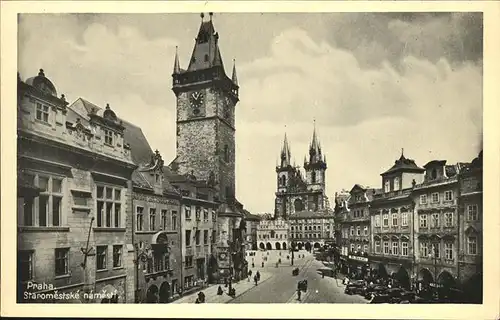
[1,1,499,319]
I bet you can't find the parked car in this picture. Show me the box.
[344,281,365,295]
[364,285,388,300]
[369,293,391,304]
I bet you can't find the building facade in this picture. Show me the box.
[17,70,137,303]
[289,211,335,251]
[166,170,219,292]
[244,211,261,251]
[170,13,247,283]
[369,152,425,289]
[336,185,378,276]
[256,216,289,250]
[457,151,482,303]
[411,160,461,298]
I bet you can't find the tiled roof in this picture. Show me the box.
[69,98,153,165]
[423,160,447,168]
[381,154,425,175]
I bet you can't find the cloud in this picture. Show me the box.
[235,27,482,213]
[18,14,483,214]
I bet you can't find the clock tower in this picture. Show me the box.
[171,13,239,203]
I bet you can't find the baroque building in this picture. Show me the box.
[369,151,425,289]
[170,13,247,283]
[256,216,289,251]
[17,71,137,303]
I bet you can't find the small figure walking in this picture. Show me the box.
[261,261,264,268]
[254,275,258,286]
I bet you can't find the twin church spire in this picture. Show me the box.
[278,123,327,170]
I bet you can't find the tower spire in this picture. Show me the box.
[232,59,238,86]
[280,133,291,167]
[173,46,181,74]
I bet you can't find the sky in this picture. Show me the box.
[18,12,483,215]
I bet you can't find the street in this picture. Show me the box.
[229,250,367,304]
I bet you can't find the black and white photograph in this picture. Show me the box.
[2,1,500,319]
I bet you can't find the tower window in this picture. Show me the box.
[204,54,209,62]
[311,171,316,183]
[280,175,286,186]
[224,145,229,162]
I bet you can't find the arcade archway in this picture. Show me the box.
[159,282,171,303]
[259,242,265,250]
[394,267,411,289]
[146,285,159,303]
[418,268,434,285]
[297,242,304,250]
[377,263,388,279]
[314,242,321,249]
[304,242,312,252]
[282,242,287,250]
[275,242,281,250]
[266,242,272,250]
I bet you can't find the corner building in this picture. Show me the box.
[17,71,137,303]
[170,14,247,283]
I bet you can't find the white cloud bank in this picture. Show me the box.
[18,16,482,214]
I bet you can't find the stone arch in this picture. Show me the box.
[297,242,304,250]
[252,242,258,250]
[259,242,265,250]
[159,282,171,303]
[437,270,456,288]
[282,242,287,250]
[304,242,312,252]
[146,284,159,303]
[394,266,411,289]
[266,242,272,250]
[313,242,321,249]
[275,242,281,250]
[418,268,434,284]
[377,263,388,278]
[294,198,305,212]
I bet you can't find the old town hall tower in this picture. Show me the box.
[171,13,239,202]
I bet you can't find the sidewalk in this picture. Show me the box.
[172,272,273,304]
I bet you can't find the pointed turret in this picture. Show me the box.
[231,59,238,86]
[280,133,291,167]
[173,46,181,74]
[187,12,225,72]
[308,121,323,163]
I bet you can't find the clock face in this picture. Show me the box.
[219,253,227,260]
[189,91,204,109]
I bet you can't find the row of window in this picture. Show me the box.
[291,233,323,239]
[374,240,410,256]
[419,241,455,260]
[18,245,124,281]
[34,102,120,147]
[258,233,287,239]
[419,191,454,205]
[292,225,327,231]
[21,174,125,229]
[290,219,332,224]
[374,212,409,228]
[343,225,369,238]
[419,212,454,229]
[136,206,177,232]
[139,252,170,274]
[185,229,216,247]
[184,205,216,222]
[349,244,369,254]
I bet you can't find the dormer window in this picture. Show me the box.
[430,169,437,180]
[394,177,400,190]
[104,129,113,145]
[384,180,390,193]
[36,103,49,123]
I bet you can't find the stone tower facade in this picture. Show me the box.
[275,126,329,219]
[171,13,239,203]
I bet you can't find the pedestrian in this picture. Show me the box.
[252,263,255,268]
[256,271,261,281]
[195,298,200,304]
[198,292,205,303]
[322,272,325,279]
[254,275,258,286]
[217,286,223,295]
[261,261,264,268]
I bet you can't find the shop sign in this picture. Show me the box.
[348,255,368,263]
